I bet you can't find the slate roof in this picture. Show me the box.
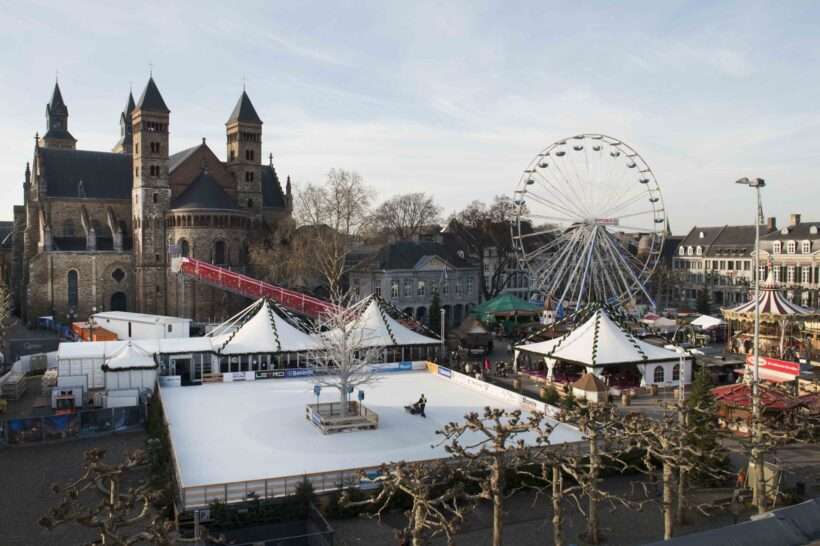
[39,148,132,199]
[168,144,201,173]
[372,240,477,270]
[226,91,262,125]
[261,165,286,208]
[171,170,237,210]
[762,221,820,240]
[48,82,67,113]
[136,77,170,113]
[679,225,762,258]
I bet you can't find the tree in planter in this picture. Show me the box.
[436,407,544,546]
[345,460,468,546]
[310,293,381,417]
[39,448,223,545]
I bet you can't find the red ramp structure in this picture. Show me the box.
[172,257,337,318]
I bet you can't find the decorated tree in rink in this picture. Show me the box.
[311,294,380,417]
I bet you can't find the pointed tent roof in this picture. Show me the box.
[515,308,681,366]
[572,372,609,393]
[330,297,441,348]
[102,341,157,371]
[227,90,262,125]
[137,77,170,113]
[722,271,816,320]
[454,315,491,337]
[171,169,238,210]
[474,293,542,318]
[216,299,321,354]
[48,81,67,113]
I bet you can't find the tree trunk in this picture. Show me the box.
[552,465,563,546]
[411,501,426,546]
[663,460,674,540]
[492,455,504,546]
[752,446,766,514]
[339,384,348,417]
[676,467,686,526]
[587,431,599,545]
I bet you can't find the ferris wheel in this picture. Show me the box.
[512,134,666,312]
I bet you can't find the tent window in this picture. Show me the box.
[672,364,680,382]
[653,365,665,383]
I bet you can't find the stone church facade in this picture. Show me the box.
[12,78,292,324]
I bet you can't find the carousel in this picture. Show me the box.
[721,271,818,361]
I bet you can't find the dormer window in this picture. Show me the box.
[787,241,796,254]
[687,246,693,256]
[678,246,685,256]
[698,231,704,239]
[773,241,782,254]
[696,245,702,256]
[811,225,819,235]
[802,241,811,254]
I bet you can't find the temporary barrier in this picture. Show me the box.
[1,406,145,446]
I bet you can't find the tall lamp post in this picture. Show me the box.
[736,176,765,512]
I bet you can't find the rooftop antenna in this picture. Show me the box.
[242,75,246,92]
[149,61,153,77]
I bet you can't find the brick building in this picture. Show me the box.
[12,79,292,324]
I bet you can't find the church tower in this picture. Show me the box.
[132,77,170,314]
[112,91,135,153]
[40,81,77,149]
[225,90,263,215]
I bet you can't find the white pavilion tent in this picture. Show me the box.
[326,297,441,362]
[690,315,725,330]
[515,308,690,387]
[102,341,158,392]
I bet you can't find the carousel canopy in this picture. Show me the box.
[722,272,815,320]
[102,341,157,371]
[454,316,491,337]
[516,308,682,367]
[474,293,542,319]
[215,299,322,355]
[332,297,441,348]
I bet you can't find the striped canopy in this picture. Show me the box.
[722,272,815,321]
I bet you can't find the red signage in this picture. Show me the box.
[745,355,800,381]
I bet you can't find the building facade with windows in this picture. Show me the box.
[12,79,292,324]
[347,240,481,328]
[758,214,820,308]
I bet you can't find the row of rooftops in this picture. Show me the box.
[677,214,820,258]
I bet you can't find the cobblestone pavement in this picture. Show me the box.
[0,431,147,546]
[332,475,749,546]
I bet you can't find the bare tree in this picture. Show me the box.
[436,407,543,546]
[310,294,380,417]
[39,448,221,545]
[346,460,469,546]
[371,193,442,241]
[293,169,373,294]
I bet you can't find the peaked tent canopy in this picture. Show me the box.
[215,299,321,354]
[102,341,157,371]
[328,297,441,348]
[474,293,542,319]
[690,315,725,330]
[454,315,491,337]
[516,308,681,367]
[572,372,609,393]
[722,272,816,322]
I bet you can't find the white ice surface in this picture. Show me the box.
[161,371,582,487]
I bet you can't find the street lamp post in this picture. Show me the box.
[736,176,766,512]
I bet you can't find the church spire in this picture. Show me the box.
[42,79,76,149]
[136,76,170,113]
[113,90,137,153]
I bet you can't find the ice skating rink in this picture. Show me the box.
[161,371,582,488]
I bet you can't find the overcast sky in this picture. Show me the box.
[2,1,819,234]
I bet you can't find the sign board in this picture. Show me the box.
[255,370,286,380]
[437,366,452,378]
[159,375,182,388]
[223,371,256,382]
[285,368,315,378]
[745,355,800,382]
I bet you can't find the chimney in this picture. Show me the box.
[767,217,777,231]
[789,213,801,226]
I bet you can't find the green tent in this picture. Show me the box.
[473,293,543,322]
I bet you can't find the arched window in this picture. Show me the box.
[672,364,680,382]
[179,239,190,258]
[214,240,226,265]
[67,270,78,308]
[653,365,665,384]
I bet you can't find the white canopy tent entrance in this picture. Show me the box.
[515,307,690,388]
[324,296,442,362]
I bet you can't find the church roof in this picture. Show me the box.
[227,91,262,125]
[39,148,132,199]
[136,77,170,113]
[123,91,136,116]
[261,164,285,208]
[171,170,237,210]
[168,144,202,173]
